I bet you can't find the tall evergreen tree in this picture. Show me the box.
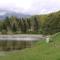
[22,18,27,33]
[33,17,40,32]
[27,18,31,31]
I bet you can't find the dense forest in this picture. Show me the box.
[0,11,60,35]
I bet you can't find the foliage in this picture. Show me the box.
[0,11,60,34]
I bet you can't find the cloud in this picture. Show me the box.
[26,0,60,14]
[0,12,6,15]
[0,0,60,14]
[0,0,32,12]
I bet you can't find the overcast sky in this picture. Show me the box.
[0,0,60,15]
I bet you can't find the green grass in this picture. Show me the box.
[0,33,60,60]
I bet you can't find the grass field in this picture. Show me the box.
[0,33,60,60]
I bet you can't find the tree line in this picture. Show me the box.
[0,11,60,35]
[0,16,40,34]
[33,11,60,35]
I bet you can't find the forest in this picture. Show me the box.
[0,11,60,35]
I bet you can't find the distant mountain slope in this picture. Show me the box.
[0,9,31,19]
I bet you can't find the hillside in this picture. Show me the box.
[0,9,31,19]
[0,33,60,60]
[0,10,60,34]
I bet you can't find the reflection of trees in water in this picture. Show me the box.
[0,40,33,51]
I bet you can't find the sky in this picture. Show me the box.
[0,0,60,15]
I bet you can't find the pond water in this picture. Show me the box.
[0,35,46,51]
[0,34,45,41]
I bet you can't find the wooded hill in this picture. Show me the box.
[0,11,60,34]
